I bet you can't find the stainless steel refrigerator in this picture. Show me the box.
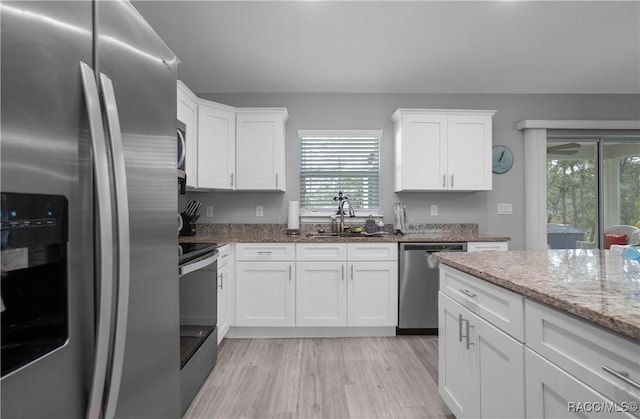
[1,1,181,418]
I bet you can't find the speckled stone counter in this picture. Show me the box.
[179,223,510,246]
[436,250,640,341]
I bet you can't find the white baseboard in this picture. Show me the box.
[225,326,396,338]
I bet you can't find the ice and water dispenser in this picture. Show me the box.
[1,193,68,377]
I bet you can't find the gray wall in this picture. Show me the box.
[182,93,640,250]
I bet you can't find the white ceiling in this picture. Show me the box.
[133,1,640,94]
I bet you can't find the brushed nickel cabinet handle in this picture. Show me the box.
[451,174,454,188]
[459,316,475,350]
[289,265,292,281]
[465,319,475,350]
[351,265,354,280]
[341,265,344,280]
[459,289,477,298]
[442,174,446,188]
[275,173,278,188]
[230,173,234,187]
[603,365,640,390]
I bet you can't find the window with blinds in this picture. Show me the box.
[299,130,381,210]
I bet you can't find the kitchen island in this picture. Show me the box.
[436,249,640,340]
[435,249,639,419]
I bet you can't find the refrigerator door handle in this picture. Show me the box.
[79,61,115,419]
[99,73,131,419]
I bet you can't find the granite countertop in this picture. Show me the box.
[436,250,640,341]
[179,223,510,246]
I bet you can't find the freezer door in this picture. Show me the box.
[1,2,95,418]
[95,2,181,418]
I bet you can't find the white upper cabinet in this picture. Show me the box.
[197,100,236,190]
[177,82,288,193]
[177,81,199,189]
[235,108,288,191]
[392,109,496,192]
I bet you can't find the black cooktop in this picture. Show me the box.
[179,242,217,266]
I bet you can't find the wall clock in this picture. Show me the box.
[492,145,513,174]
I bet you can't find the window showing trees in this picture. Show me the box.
[299,131,380,211]
[547,140,640,249]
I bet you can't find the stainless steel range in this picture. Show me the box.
[178,242,218,414]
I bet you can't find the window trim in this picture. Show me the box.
[298,129,383,219]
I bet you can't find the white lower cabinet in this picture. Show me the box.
[347,261,398,327]
[525,349,635,419]
[216,244,234,344]
[525,299,640,419]
[295,243,398,328]
[296,261,347,327]
[439,292,525,419]
[439,266,640,419]
[235,261,294,327]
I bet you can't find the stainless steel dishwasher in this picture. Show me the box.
[397,242,467,334]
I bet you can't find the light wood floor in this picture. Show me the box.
[184,336,454,419]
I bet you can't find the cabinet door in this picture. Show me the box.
[347,261,397,326]
[235,262,294,327]
[438,292,479,419]
[197,102,235,190]
[296,262,347,327]
[217,262,229,343]
[472,311,525,419]
[525,349,634,419]
[236,111,286,191]
[395,114,447,191]
[447,115,492,191]
[177,81,198,189]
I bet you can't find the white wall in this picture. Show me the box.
[183,93,640,250]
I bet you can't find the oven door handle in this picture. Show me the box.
[179,252,218,277]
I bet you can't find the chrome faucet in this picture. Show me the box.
[333,191,355,233]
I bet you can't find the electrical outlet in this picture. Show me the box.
[205,206,214,218]
[256,205,264,217]
[497,203,513,215]
[430,204,438,216]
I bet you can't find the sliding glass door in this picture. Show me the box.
[547,136,640,249]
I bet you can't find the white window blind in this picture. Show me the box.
[299,130,381,210]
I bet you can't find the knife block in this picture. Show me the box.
[179,213,197,236]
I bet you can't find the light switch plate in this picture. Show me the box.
[497,203,513,215]
[205,206,214,218]
[256,205,264,217]
[430,205,438,216]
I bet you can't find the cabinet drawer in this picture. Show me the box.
[466,241,508,252]
[526,299,640,409]
[296,243,347,261]
[217,244,232,267]
[235,243,294,261]
[439,265,524,341]
[347,243,397,261]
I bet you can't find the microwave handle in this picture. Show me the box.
[80,62,115,419]
[177,126,186,169]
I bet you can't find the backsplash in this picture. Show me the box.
[197,223,478,236]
